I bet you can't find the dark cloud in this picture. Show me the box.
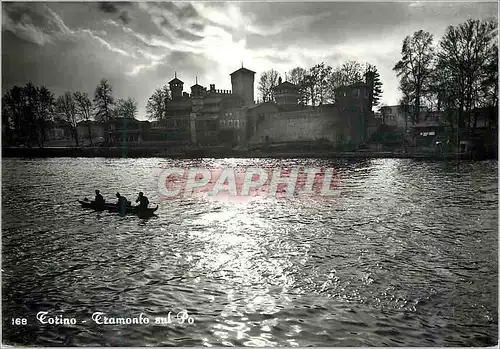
[190,21,204,32]
[147,2,205,34]
[155,2,199,20]
[2,2,72,45]
[97,2,131,14]
[119,11,130,24]
[158,16,174,31]
[175,29,204,42]
[2,30,109,95]
[2,1,497,118]
[97,2,133,24]
[3,2,48,25]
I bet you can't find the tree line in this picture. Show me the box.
[2,79,138,147]
[5,18,495,147]
[393,18,497,132]
[257,61,384,107]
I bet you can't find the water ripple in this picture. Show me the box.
[2,158,498,346]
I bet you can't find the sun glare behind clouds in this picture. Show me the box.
[2,1,497,119]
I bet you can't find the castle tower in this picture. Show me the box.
[190,77,205,97]
[274,81,299,110]
[335,79,374,144]
[169,73,184,100]
[230,66,255,106]
[190,77,205,112]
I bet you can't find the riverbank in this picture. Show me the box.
[2,146,496,160]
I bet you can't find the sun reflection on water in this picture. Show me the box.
[186,203,307,344]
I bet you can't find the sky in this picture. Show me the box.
[2,1,497,120]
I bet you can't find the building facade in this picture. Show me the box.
[162,67,252,146]
[157,65,375,149]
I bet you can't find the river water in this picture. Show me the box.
[2,157,498,346]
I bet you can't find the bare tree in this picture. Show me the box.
[288,67,307,85]
[310,62,333,105]
[257,69,279,102]
[35,86,55,148]
[437,19,497,130]
[93,79,114,122]
[288,67,308,104]
[146,86,171,124]
[74,91,94,145]
[115,97,138,118]
[299,63,334,107]
[328,61,364,103]
[56,92,79,146]
[23,83,39,147]
[336,61,364,85]
[2,86,26,145]
[393,30,435,124]
[3,83,54,147]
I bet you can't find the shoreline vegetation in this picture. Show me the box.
[2,145,496,160]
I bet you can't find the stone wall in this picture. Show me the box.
[249,107,347,144]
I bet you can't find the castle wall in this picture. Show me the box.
[249,107,348,144]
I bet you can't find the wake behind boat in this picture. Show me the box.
[78,198,158,218]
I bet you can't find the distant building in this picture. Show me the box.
[45,118,73,141]
[334,72,376,144]
[379,105,408,129]
[246,72,376,147]
[163,67,251,145]
[76,121,105,143]
[102,118,150,144]
[155,65,375,149]
[273,81,299,111]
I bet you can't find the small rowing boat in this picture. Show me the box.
[78,198,158,218]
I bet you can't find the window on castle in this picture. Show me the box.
[220,120,226,127]
[364,90,369,98]
[354,89,360,98]
[228,120,233,128]
[235,120,240,128]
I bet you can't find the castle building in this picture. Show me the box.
[164,67,248,145]
[274,80,299,111]
[334,71,376,143]
[230,67,255,107]
[161,65,375,148]
[245,72,376,147]
[165,76,191,142]
[169,75,184,100]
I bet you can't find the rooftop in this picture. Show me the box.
[230,67,256,76]
[169,77,183,84]
[274,81,298,90]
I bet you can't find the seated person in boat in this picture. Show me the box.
[115,192,130,213]
[94,190,105,208]
[135,192,149,210]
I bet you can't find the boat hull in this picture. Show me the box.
[78,200,158,217]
